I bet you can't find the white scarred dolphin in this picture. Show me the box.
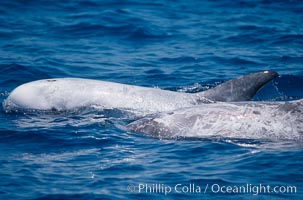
[127,100,303,141]
[4,71,277,113]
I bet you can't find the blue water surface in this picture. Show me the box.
[0,0,303,199]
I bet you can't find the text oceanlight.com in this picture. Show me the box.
[127,183,297,196]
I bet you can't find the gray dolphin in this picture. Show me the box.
[127,100,303,141]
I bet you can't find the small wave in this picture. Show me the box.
[160,56,199,64]
[277,55,303,63]
[209,55,260,66]
[52,23,136,39]
[220,34,267,45]
[0,31,17,39]
[255,74,303,101]
[144,68,164,75]
[272,34,303,45]
[0,63,50,91]
[126,27,172,41]
[33,193,110,200]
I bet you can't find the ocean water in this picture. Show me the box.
[0,0,303,199]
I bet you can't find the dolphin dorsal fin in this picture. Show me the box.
[196,71,279,102]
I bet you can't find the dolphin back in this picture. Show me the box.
[127,101,303,141]
[197,71,279,102]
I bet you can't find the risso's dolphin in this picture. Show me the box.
[127,100,303,141]
[4,71,277,113]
